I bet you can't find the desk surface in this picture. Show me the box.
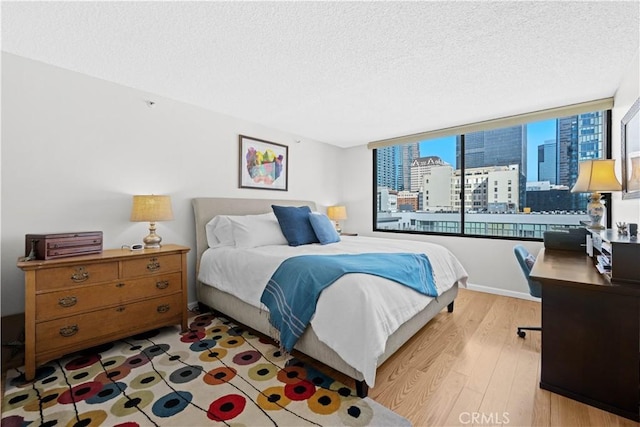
[530,248,640,296]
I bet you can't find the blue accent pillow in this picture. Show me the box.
[308,212,341,245]
[272,205,320,246]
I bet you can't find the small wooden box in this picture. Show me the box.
[25,232,103,260]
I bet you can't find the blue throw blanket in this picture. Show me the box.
[260,253,438,352]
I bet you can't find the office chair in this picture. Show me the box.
[513,245,542,338]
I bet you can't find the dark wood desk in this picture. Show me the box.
[530,249,640,421]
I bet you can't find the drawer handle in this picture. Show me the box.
[60,325,78,337]
[156,280,169,290]
[147,257,160,272]
[58,296,77,308]
[115,306,125,312]
[116,283,125,288]
[157,304,170,313]
[70,266,89,283]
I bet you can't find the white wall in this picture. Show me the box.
[612,49,640,225]
[340,48,640,298]
[1,53,343,316]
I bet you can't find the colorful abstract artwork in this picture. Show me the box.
[239,135,288,191]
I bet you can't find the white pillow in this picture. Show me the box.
[205,215,234,248]
[205,212,287,249]
[228,212,288,248]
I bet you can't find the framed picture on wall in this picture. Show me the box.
[238,135,288,191]
[621,98,640,200]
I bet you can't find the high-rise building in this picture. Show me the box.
[538,140,557,184]
[456,126,527,176]
[399,143,420,191]
[376,146,396,190]
[556,116,576,187]
[377,143,420,191]
[455,125,527,209]
[556,112,605,210]
[556,112,605,186]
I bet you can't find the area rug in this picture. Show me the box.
[2,313,409,426]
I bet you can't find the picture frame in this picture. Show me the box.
[239,135,288,191]
[621,97,640,200]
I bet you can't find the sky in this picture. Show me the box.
[418,119,557,182]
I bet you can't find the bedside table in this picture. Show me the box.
[17,244,190,381]
[340,232,358,236]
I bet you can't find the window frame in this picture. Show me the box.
[372,110,613,241]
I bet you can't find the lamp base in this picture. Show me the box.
[334,221,342,234]
[143,222,163,249]
[586,192,605,230]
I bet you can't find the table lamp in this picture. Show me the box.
[571,159,621,229]
[130,195,174,248]
[327,205,347,233]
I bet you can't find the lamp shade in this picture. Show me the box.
[571,160,622,193]
[130,195,174,222]
[326,205,347,221]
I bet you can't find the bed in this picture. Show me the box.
[192,197,468,397]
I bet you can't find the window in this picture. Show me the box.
[373,109,611,240]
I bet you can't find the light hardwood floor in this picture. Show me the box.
[3,289,637,426]
[302,288,638,427]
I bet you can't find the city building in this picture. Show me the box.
[421,164,520,213]
[397,190,419,211]
[410,156,447,191]
[377,187,398,212]
[376,146,396,190]
[538,140,557,184]
[456,125,527,209]
[556,112,605,186]
[399,143,420,191]
[374,210,589,239]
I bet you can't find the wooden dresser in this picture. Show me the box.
[17,244,190,381]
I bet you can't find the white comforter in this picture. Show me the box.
[198,235,468,386]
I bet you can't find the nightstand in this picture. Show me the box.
[340,232,358,236]
[17,244,190,381]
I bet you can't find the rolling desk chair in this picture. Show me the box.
[514,245,542,338]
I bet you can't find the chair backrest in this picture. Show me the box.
[513,245,542,298]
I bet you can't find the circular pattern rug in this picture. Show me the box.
[2,313,410,426]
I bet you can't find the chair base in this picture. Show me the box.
[517,326,541,338]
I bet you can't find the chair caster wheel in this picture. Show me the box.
[517,330,526,338]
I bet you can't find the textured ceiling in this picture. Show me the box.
[2,1,639,148]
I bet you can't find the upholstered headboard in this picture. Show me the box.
[191,197,317,275]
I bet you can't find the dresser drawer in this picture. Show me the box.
[36,272,182,321]
[122,254,181,278]
[35,262,119,291]
[36,293,182,352]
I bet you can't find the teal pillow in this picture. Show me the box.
[272,205,320,246]
[308,213,341,245]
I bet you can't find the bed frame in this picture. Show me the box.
[192,197,458,397]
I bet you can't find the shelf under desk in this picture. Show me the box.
[530,248,640,422]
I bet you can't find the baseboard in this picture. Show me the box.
[465,283,540,302]
[188,301,200,311]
